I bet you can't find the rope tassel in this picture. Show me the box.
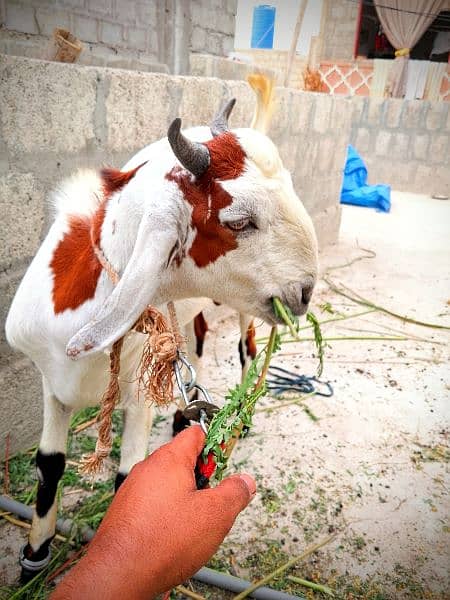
[80,338,124,474]
[135,307,181,408]
[80,231,185,474]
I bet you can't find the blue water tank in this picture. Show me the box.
[251,5,276,49]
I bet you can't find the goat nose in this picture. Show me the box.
[283,276,315,316]
[301,282,314,306]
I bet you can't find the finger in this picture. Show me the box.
[205,473,256,518]
[167,424,206,469]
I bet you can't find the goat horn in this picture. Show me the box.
[168,118,210,178]
[210,98,236,137]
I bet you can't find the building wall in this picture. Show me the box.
[0,0,237,74]
[0,54,345,453]
[320,0,359,61]
[350,96,449,195]
[190,52,277,82]
[234,48,307,88]
[190,0,236,59]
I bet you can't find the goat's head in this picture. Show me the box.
[165,99,318,323]
[66,100,318,359]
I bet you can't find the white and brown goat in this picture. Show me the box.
[6,99,318,576]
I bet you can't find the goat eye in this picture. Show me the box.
[227,218,252,231]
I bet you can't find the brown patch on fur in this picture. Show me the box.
[51,215,102,314]
[245,320,257,359]
[51,163,145,314]
[166,133,246,267]
[100,163,146,199]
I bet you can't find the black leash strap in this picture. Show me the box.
[266,365,333,397]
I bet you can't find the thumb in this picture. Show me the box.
[208,473,256,517]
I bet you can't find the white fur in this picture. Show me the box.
[50,169,103,219]
[6,121,318,440]
[5,122,318,555]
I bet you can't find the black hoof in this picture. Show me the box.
[19,543,51,582]
[114,472,127,492]
[172,409,191,436]
[20,566,40,584]
[240,425,250,438]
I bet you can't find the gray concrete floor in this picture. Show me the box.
[1,191,449,597]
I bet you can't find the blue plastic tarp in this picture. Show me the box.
[340,145,391,212]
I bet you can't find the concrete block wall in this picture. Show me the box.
[190,0,236,58]
[321,0,359,62]
[0,0,237,74]
[0,54,344,453]
[234,48,307,89]
[350,97,450,195]
[190,53,277,83]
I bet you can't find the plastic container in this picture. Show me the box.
[251,5,276,49]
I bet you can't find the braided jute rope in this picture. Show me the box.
[80,238,183,475]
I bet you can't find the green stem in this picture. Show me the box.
[232,533,337,600]
[23,481,38,505]
[323,275,450,331]
[287,575,334,596]
[255,308,378,343]
[272,297,299,338]
[224,327,278,459]
[255,326,278,391]
[256,392,316,413]
[267,335,410,344]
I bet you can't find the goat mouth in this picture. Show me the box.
[258,297,288,326]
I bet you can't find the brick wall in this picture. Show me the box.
[350,96,449,195]
[321,0,358,61]
[320,60,373,96]
[234,48,307,89]
[0,0,237,74]
[190,53,277,82]
[190,0,236,58]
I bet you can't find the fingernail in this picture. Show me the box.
[239,473,256,497]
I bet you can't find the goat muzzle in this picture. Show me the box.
[282,276,316,316]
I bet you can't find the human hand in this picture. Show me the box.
[51,426,256,599]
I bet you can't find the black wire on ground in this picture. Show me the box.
[266,365,334,397]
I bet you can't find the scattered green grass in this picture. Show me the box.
[411,442,450,468]
[260,485,282,514]
[242,540,305,594]
[0,407,123,599]
[69,406,98,430]
[71,487,114,530]
[351,536,367,551]
[3,449,37,504]
[152,413,168,429]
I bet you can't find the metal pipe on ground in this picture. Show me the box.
[0,494,301,599]
[0,494,95,541]
[193,567,302,599]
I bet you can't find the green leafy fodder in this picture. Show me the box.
[202,348,269,481]
[306,311,325,377]
[202,299,325,481]
[273,297,325,376]
[273,296,299,337]
[203,327,280,481]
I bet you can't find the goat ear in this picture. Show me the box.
[66,212,179,360]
